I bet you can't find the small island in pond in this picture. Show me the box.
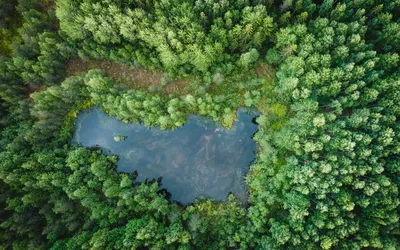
[113,134,127,142]
[72,107,259,204]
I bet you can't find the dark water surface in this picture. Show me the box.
[72,107,258,204]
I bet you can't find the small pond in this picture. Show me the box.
[72,107,259,204]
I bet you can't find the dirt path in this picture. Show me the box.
[66,58,192,95]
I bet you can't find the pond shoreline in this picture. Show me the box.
[72,107,259,205]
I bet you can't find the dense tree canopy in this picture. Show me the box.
[251,13,400,249]
[56,0,275,74]
[0,0,399,249]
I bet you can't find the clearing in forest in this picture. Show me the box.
[66,58,192,95]
[66,58,275,96]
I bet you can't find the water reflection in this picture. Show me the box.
[72,107,258,204]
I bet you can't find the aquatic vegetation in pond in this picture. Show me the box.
[113,134,126,142]
[72,107,259,204]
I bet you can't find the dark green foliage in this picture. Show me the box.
[0,71,249,248]
[4,0,74,86]
[0,57,26,128]
[1,0,400,249]
[12,31,73,86]
[29,75,87,145]
[0,0,20,56]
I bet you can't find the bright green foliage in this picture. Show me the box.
[1,0,400,249]
[85,70,242,129]
[0,71,250,248]
[56,0,274,74]
[249,3,400,248]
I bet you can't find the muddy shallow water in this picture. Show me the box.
[72,107,259,204]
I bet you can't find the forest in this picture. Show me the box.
[0,0,399,249]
